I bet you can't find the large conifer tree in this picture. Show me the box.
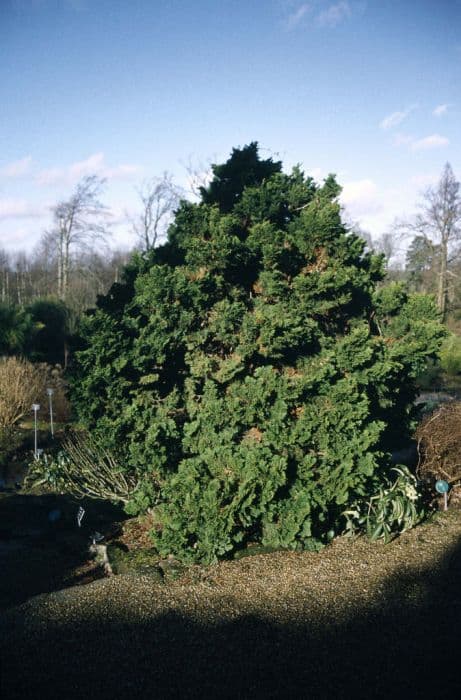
[71,143,444,562]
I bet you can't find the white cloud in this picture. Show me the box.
[305,167,323,182]
[286,3,311,29]
[391,131,449,152]
[433,103,449,117]
[380,105,416,130]
[68,152,105,180]
[340,179,382,216]
[0,197,47,221]
[338,171,454,254]
[36,152,140,186]
[317,1,351,27]
[411,134,449,151]
[36,167,63,186]
[0,156,33,178]
[341,178,377,204]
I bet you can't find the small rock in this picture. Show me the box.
[89,542,113,575]
[158,556,186,581]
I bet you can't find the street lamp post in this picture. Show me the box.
[32,404,40,459]
[46,388,54,438]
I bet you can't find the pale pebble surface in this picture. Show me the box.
[2,511,461,699]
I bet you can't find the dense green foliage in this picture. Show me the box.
[25,299,72,365]
[0,298,71,365]
[0,427,24,471]
[70,143,445,563]
[0,303,36,355]
[439,334,461,376]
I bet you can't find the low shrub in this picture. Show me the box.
[25,430,141,503]
[0,427,24,470]
[125,479,161,516]
[415,358,442,392]
[439,335,461,377]
[0,357,46,428]
[343,466,425,543]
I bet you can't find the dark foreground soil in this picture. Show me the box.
[1,494,461,699]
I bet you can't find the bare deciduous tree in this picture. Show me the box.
[181,156,214,200]
[132,172,181,251]
[396,163,461,319]
[375,232,397,263]
[0,249,10,303]
[50,175,111,300]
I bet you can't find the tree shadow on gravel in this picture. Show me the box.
[2,532,461,699]
[0,493,126,610]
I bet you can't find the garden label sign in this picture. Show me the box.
[435,480,449,511]
[77,506,85,527]
[31,403,40,459]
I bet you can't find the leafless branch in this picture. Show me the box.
[131,172,182,251]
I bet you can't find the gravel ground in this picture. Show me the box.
[2,510,461,699]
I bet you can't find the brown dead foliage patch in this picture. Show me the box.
[187,266,208,281]
[118,512,156,549]
[302,246,329,274]
[416,402,461,486]
[285,367,303,378]
[243,427,263,443]
[291,406,304,418]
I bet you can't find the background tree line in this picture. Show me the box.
[370,164,461,327]
[0,245,132,312]
[0,170,183,313]
[1,162,460,366]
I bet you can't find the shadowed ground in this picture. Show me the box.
[1,495,461,699]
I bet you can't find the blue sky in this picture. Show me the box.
[1,0,460,256]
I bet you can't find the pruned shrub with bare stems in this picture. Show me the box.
[26,430,141,504]
[0,356,46,428]
[416,402,461,485]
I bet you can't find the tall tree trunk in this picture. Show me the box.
[57,234,63,300]
[16,270,22,306]
[1,270,6,302]
[437,235,448,320]
[63,238,70,301]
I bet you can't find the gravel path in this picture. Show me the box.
[2,510,461,699]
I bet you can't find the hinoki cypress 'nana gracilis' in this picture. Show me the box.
[70,143,445,563]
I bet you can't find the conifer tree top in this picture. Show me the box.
[200,142,282,212]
